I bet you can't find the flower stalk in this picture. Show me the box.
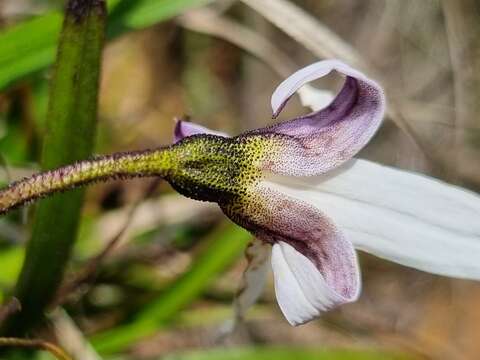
[0,148,172,215]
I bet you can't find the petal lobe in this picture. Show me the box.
[222,183,360,325]
[253,60,385,176]
[173,119,228,143]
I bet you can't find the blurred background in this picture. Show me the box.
[0,0,479,359]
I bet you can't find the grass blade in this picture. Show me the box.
[0,0,213,90]
[91,224,250,354]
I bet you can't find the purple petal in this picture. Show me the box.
[173,118,229,143]
[254,60,385,176]
[222,183,360,325]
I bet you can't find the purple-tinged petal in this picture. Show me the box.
[253,59,385,176]
[271,60,376,116]
[222,183,360,325]
[173,118,229,143]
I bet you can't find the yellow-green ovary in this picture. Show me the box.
[168,134,282,204]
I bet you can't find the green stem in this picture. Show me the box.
[0,148,173,215]
[1,0,107,335]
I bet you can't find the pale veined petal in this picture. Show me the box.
[173,119,229,143]
[272,241,359,326]
[297,84,334,112]
[264,159,480,279]
[234,238,271,322]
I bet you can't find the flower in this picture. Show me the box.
[1,59,478,328]
[174,60,480,326]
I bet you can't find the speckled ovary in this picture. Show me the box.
[169,133,283,203]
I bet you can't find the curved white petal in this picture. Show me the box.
[265,159,480,280]
[271,241,359,326]
[234,238,271,321]
[297,84,334,112]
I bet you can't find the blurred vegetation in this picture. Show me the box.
[0,0,479,359]
[2,0,106,336]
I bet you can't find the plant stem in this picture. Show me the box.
[1,0,106,335]
[0,148,173,215]
[0,337,72,360]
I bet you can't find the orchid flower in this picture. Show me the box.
[174,60,480,325]
[1,60,479,327]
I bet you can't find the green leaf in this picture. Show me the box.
[1,0,107,335]
[0,247,24,287]
[91,223,251,354]
[0,12,61,90]
[0,0,213,90]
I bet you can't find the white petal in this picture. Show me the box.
[234,238,271,321]
[265,159,480,280]
[271,241,358,326]
[297,84,334,111]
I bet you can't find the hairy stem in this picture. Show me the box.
[0,147,173,215]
